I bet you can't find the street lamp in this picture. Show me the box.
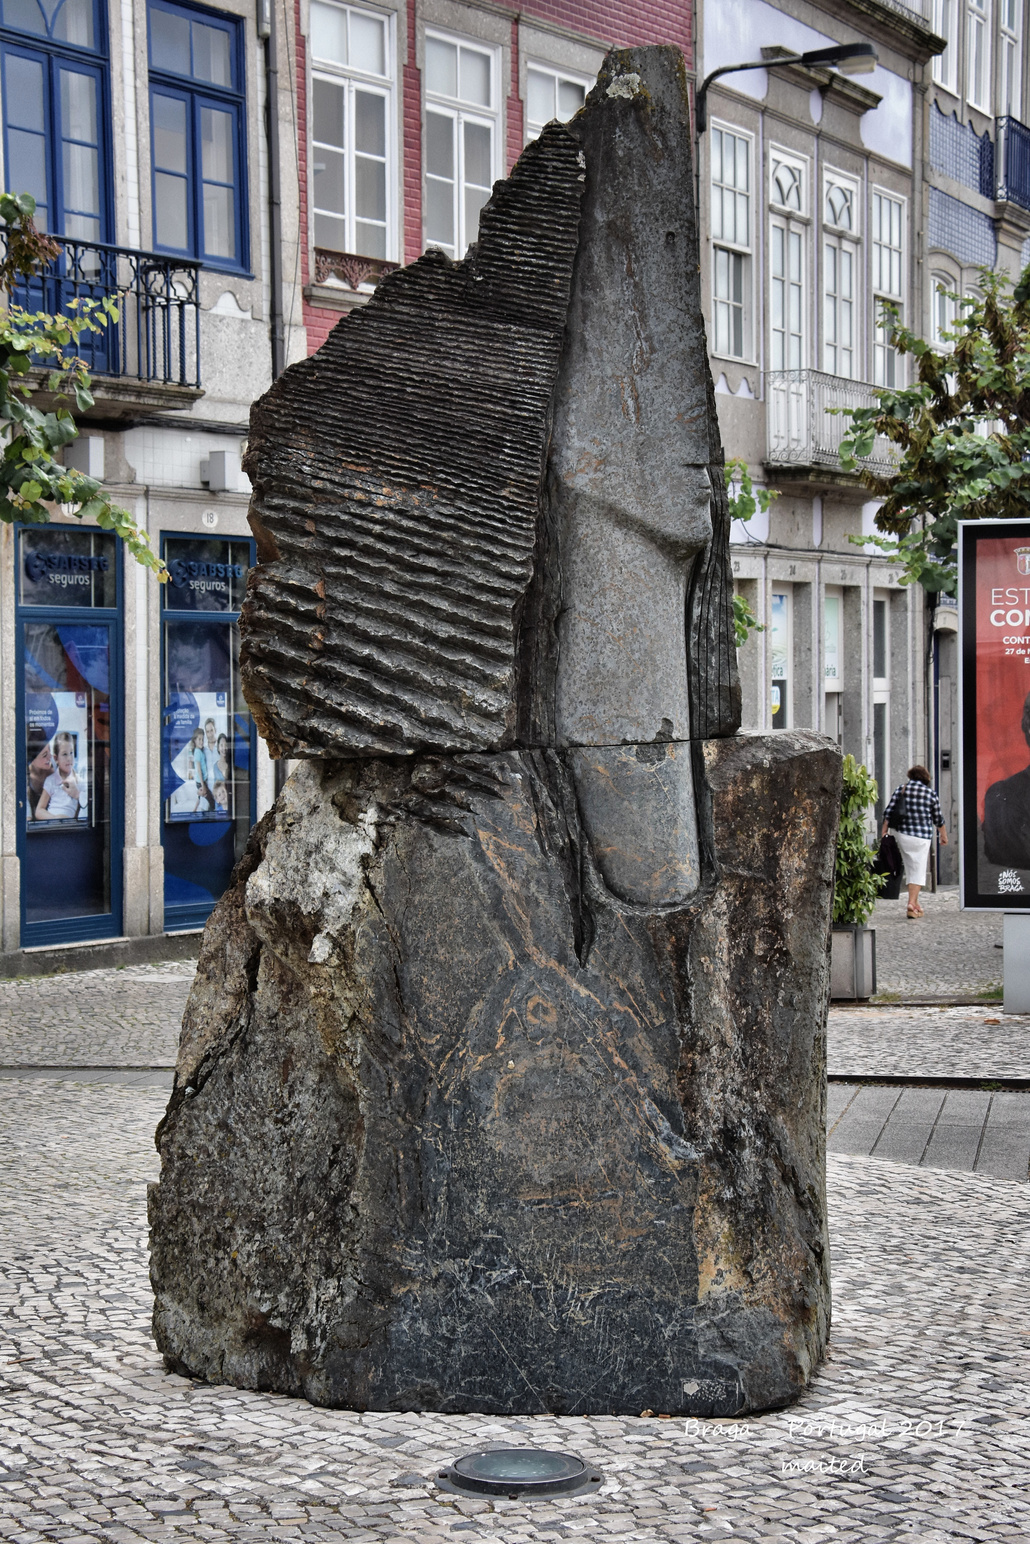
[696,43,878,133]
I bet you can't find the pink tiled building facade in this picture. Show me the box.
[297,0,693,352]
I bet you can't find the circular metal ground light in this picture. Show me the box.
[437,1448,603,1501]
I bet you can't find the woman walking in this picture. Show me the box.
[881,765,948,919]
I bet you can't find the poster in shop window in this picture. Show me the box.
[959,518,1030,909]
[25,692,90,828]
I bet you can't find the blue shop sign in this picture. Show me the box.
[20,528,118,609]
[163,537,250,612]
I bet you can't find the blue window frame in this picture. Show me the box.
[148,0,248,271]
[159,533,256,931]
[0,0,110,243]
[15,523,124,947]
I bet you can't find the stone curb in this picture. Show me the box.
[0,931,202,979]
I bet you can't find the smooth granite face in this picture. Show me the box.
[149,46,839,1418]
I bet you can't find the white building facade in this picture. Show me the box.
[0,0,304,951]
[699,0,943,830]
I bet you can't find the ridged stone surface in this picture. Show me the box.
[241,127,583,760]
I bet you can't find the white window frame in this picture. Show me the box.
[769,149,809,374]
[871,188,905,388]
[1000,0,1021,116]
[932,0,959,92]
[823,170,860,380]
[423,27,502,259]
[709,120,754,363]
[931,269,960,347]
[966,0,991,112]
[523,58,591,142]
[769,147,807,216]
[309,0,397,263]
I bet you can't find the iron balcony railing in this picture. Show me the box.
[4,234,201,389]
[995,116,1030,211]
[765,369,896,476]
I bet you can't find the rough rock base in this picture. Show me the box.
[149,732,840,1416]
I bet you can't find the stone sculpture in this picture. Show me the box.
[149,46,842,1417]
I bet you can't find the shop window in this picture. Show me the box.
[873,594,890,823]
[710,123,752,360]
[524,61,589,142]
[824,587,843,745]
[148,0,247,269]
[17,524,122,945]
[310,0,394,260]
[160,534,255,930]
[423,28,499,259]
[0,0,110,244]
[770,588,791,729]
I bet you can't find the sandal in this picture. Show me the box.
[906,908,921,918]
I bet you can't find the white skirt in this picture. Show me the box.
[894,831,931,887]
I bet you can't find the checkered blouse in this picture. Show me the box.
[883,780,944,839]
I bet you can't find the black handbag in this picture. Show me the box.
[888,787,906,831]
[874,832,903,899]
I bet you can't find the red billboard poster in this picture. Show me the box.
[960,518,1030,908]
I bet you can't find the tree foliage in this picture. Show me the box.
[725,458,779,645]
[838,268,1030,595]
[833,754,885,926]
[0,192,165,576]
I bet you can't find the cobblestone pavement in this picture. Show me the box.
[0,966,192,1069]
[826,1007,1030,1080]
[828,1083,1030,1180]
[2,1078,1029,1543]
[870,890,1002,1001]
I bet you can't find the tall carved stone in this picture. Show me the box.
[150,46,840,1417]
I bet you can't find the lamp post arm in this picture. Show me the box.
[695,58,798,134]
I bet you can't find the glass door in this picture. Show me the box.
[160,534,255,930]
[16,524,122,944]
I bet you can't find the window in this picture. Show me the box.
[770,589,791,729]
[310,1,393,260]
[710,124,751,359]
[823,174,858,379]
[931,271,959,346]
[148,0,246,269]
[872,593,890,823]
[823,587,843,744]
[769,153,807,373]
[966,0,990,111]
[0,0,109,243]
[524,61,589,142]
[872,191,904,388]
[423,29,499,259]
[932,0,959,92]
[161,534,256,930]
[1000,0,1021,116]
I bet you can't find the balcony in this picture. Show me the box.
[5,235,203,416]
[765,369,896,480]
[995,117,1030,212]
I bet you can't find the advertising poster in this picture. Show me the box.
[959,519,1030,908]
[25,690,90,829]
[163,690,234,822]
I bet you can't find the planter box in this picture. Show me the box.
[830,924,876,1000]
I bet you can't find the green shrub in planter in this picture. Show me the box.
[833,754,885,926]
